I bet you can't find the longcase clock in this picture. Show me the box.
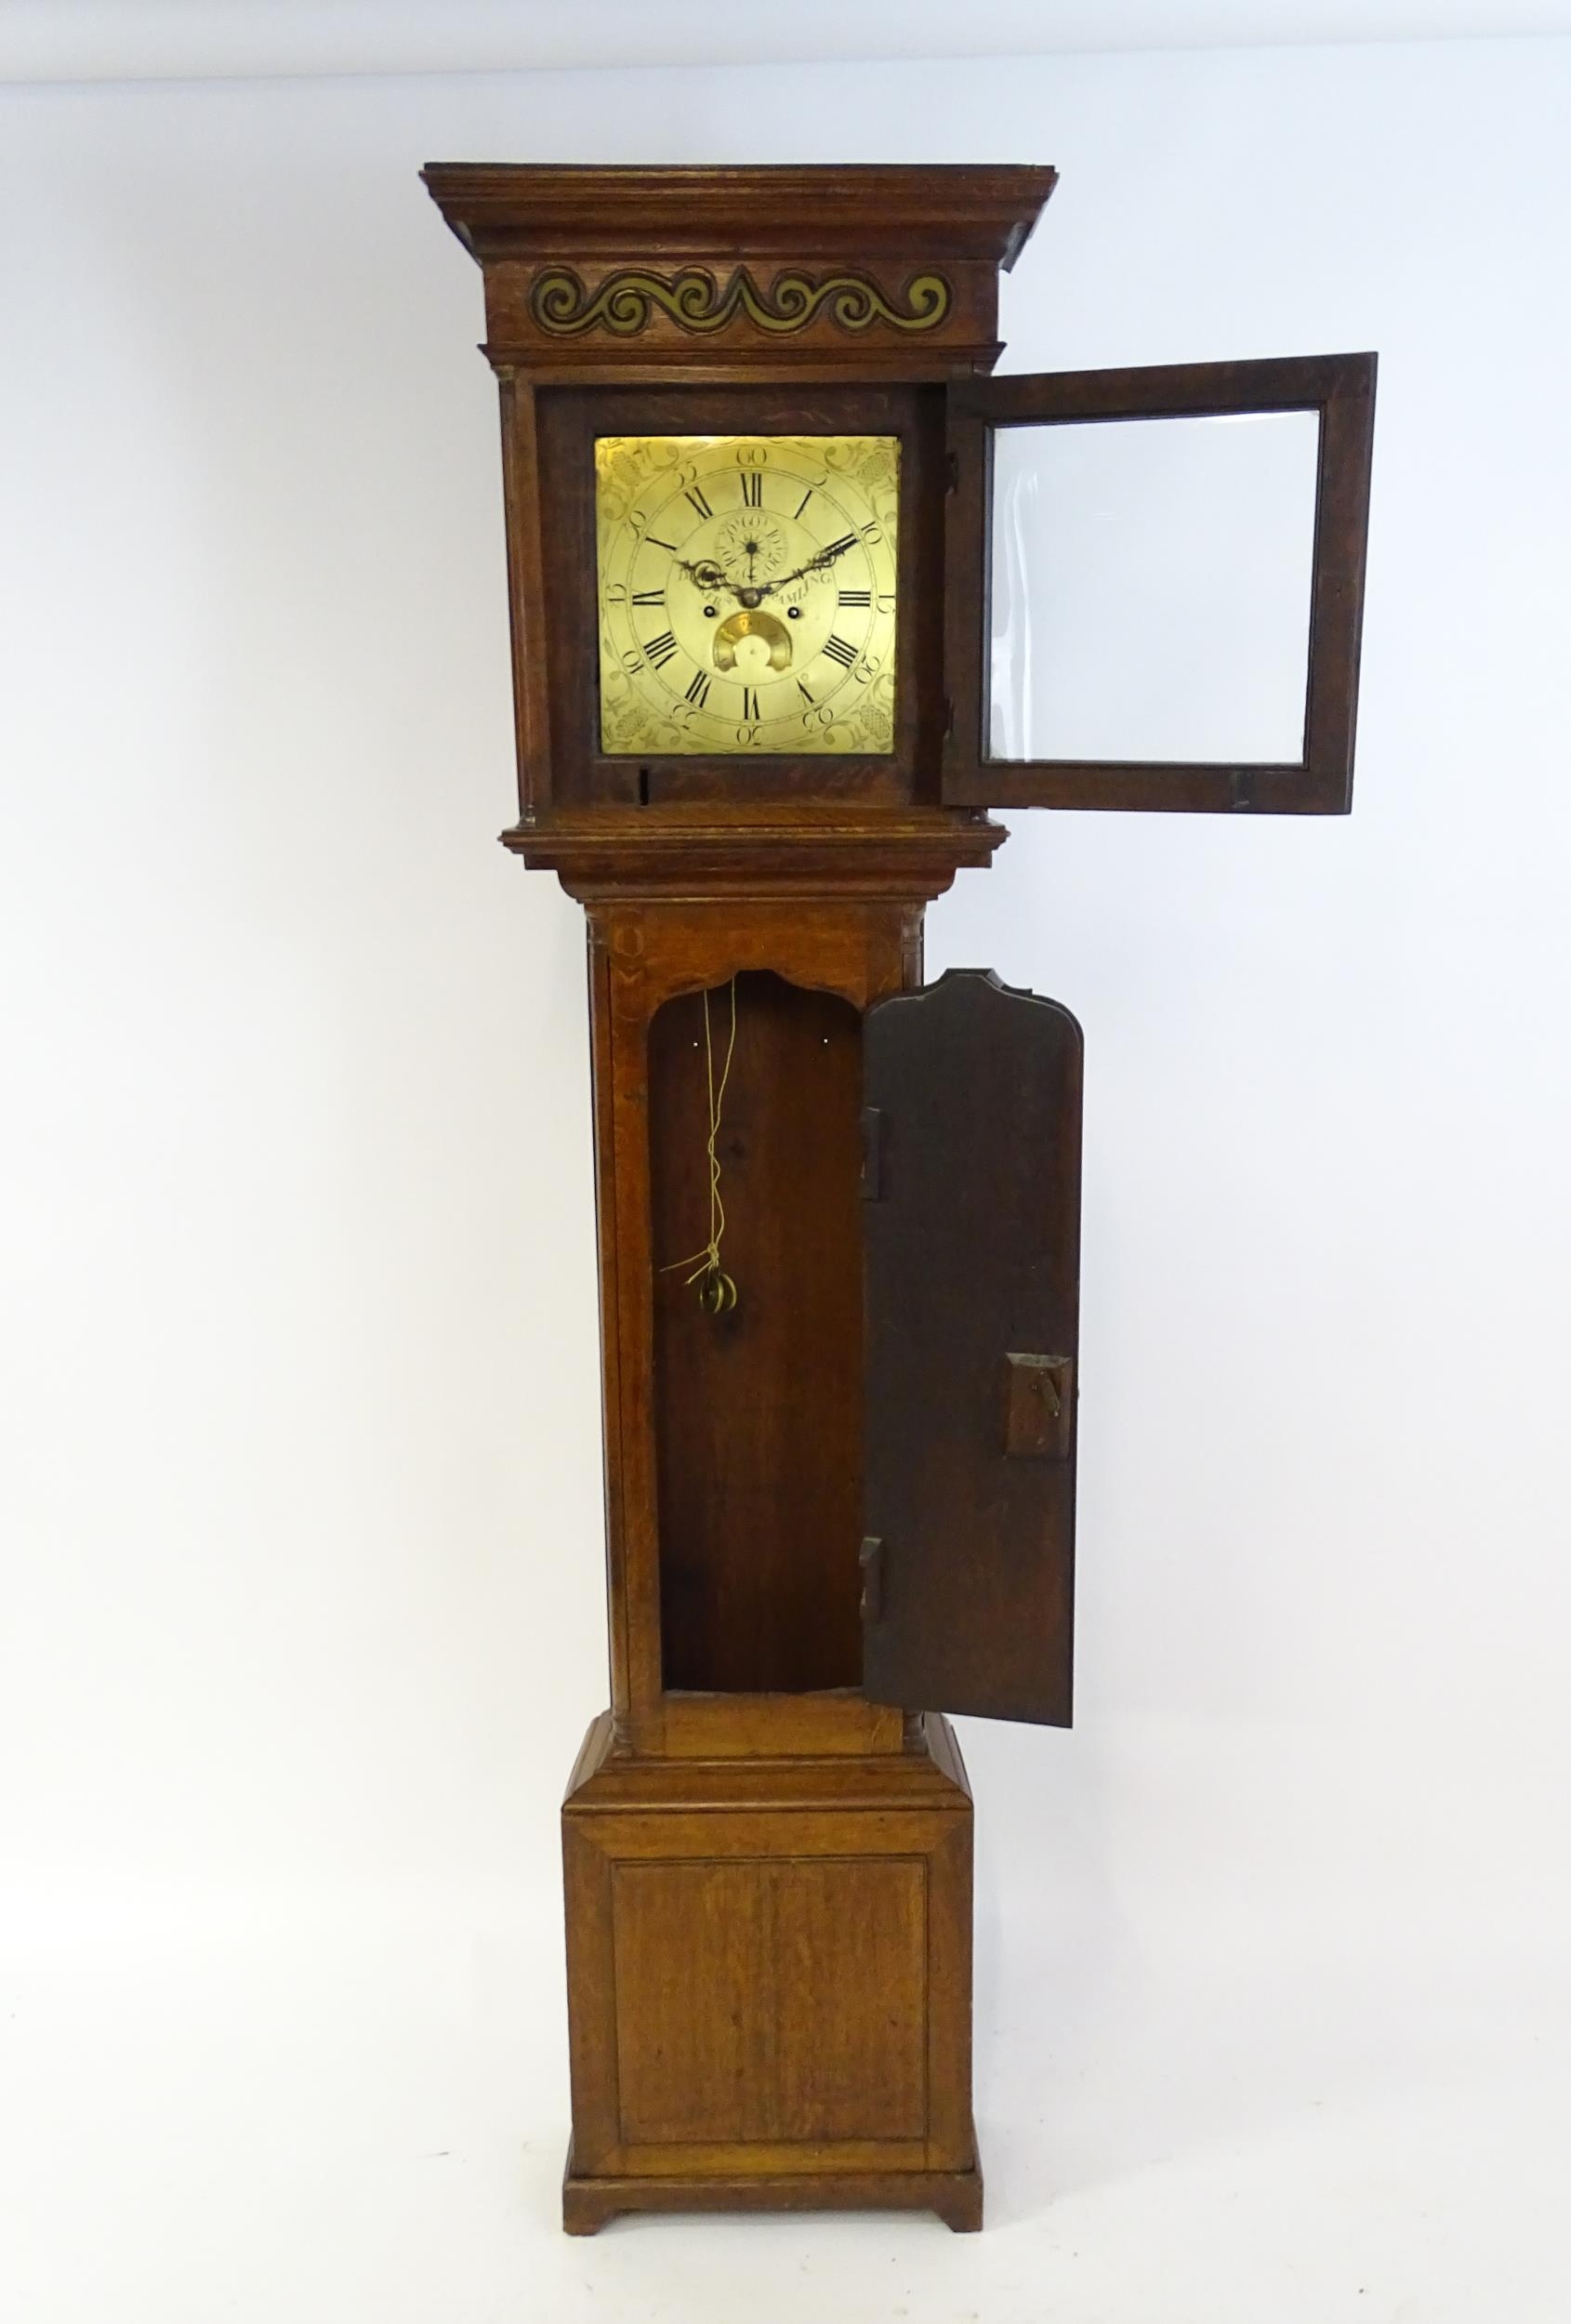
[421,162,1377,2234]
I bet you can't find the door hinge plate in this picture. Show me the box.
[861,1106,885,1200]
[859,1535,884,1622]
[1003,1352,1075,1460]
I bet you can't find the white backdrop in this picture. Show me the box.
[3,33,1570,2324]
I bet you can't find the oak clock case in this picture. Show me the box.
[420,162,1377,2238]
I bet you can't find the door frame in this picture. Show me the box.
[941,350,1378,814]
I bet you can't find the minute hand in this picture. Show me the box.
[755,535,862,600]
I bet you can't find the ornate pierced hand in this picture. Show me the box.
[675,556,733,596]
[752,533,863,601]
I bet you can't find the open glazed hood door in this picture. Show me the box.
[942,350,1377,815]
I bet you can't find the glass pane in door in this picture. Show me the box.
[987,409,1322,764]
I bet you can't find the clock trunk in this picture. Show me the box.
[650,971,865,1697]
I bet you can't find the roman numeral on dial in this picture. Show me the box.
[822,634,857,668]
[838,588,871,607]
[684,670,711,708]
[645,629,679,668]
[741,686,760,721]
[631,588,664,606]
[683,484,713,520]
[823,534,857,562]
[740,471,764,508]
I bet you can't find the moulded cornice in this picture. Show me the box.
[420,164,1057,270]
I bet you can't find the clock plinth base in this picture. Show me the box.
[561,2146,984,2236]
[560,1710,979,2232]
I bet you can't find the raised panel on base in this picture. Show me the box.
[614,1863,766,2144]
[772,1857,927,2141]
[613,1856,928,2148]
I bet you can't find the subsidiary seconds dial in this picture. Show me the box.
[595,433,900,758]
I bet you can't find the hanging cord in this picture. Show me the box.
[661,977,739,1315]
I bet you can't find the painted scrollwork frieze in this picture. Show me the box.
[527,264,953,339]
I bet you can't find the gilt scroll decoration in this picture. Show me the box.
[528,264,953,338]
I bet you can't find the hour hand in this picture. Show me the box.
[675,557,732,595]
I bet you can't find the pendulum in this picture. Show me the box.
[662,976,739,1317]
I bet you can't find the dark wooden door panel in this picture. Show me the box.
[862,970,1081,1725]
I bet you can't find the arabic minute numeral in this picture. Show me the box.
[838,588,871,607]
[645,629,679,669]
[685,671,711,708]
[823,634,857,669]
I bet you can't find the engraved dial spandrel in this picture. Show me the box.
[595,433,900,757]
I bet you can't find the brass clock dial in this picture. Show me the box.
[596,433,900,757]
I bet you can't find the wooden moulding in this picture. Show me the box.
[560,1712,981,2233]
[506,810,1006,903]
[561,2158,984,2236]
[421,164,1056,263]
